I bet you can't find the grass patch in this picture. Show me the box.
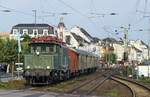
[0,80,26,89]
[137,77,150,86]
[103,88,120,97]
[46,76,87,92]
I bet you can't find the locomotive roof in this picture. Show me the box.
[31,36,66,45]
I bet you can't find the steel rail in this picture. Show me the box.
[113,76,150,91]
[110,76,136,97]
[86,75,111,95]
[67,70,111,94]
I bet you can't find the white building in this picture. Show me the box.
[130,40,149,60]
[137,65,150,77]
[128,45,143,62]
[113,42,124,61]
[10,24,56,40]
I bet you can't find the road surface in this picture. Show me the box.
[0,90,106,97]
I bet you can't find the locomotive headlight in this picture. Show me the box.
[46,66,50,69]
[27,66,30,69]
[36,51,40,55]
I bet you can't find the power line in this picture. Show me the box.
[0,5,33,16]
[56,0,107,37]
[0,4,49,23]
[128,0,141,25]
[144,0,148,16]
[56,0,87,18]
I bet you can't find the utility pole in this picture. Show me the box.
[148,19,150,60]
[121,25,130,77]
[148,19,150,78]
[121,25,130,63]
[32,10,37,24]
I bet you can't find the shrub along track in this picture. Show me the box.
[111,76,150,97]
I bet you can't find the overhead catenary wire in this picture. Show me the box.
[56,0,107,37]
[88,0,120,39]
[0,5,33,16]
[0,4,53,23]
[143,0,148,16]
[56,0,87,18]
[128,0,141,25]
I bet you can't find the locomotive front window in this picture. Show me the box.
[41,46,46,52]
[30,43,57,53]
[49,45,56,53]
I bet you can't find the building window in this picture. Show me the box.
[23,29,28,35]
[43,29,48,36]
[13,29,18,35]
[33,29,38,36]
[65,36,71,45]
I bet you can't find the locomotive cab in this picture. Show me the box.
[24,36,67,85]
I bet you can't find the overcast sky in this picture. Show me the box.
[0,0,150,43]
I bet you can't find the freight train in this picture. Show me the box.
[24,36,99,85]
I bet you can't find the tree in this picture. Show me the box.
[20,41,30,62]
[0,38,18,64]
[0,38,30,64]
[21,34,31,42]
[105,53,117,64]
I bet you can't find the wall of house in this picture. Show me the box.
[137,65,150,77]
[130,40,149,60]
[128,47,138,61]
[113,43,124,61]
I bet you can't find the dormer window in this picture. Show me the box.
[23,29,28,35]
[33,29,38,36]
[43,29,48,36]
[13,29,18,35]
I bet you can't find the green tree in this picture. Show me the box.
[0,38,18,64]
[0,38,5,62]
[20,42,30,62]
[0,38,30,64]
[106,53,117,64]
[21,34,31,42]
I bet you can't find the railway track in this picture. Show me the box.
[67,70,114,96]
[25,70,110,92]
[111,76,150,97]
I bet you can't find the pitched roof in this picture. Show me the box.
[79,27,93,39]
[102,37,118,43]
[71,33,90,44]
[132,46,142,52]
[140,40,148,48]
[92,37,101,43]
[13,23,51,28]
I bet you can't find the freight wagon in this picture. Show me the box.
[24,36,99,85]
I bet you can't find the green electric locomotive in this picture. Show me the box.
[24,36,99,85]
